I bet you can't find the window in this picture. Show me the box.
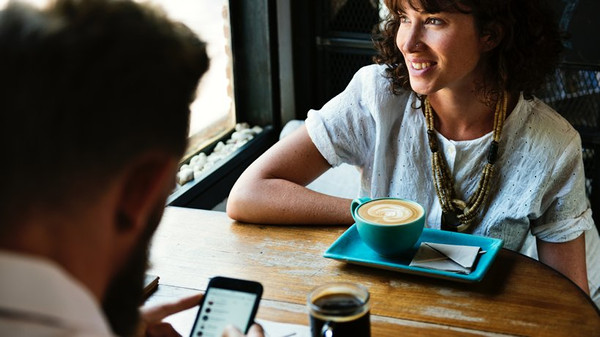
[1,0,237,161]
[4,0,280,210]
[135,0,236,160]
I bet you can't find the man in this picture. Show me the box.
[0,0,263,336]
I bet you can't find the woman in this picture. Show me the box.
[227,0,599,305]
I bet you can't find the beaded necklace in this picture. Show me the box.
[424,92,507,232]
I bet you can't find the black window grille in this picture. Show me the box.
[537,63,600,225]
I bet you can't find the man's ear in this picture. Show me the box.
[115,153,178,234]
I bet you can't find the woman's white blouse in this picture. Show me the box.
[306,64,599,305]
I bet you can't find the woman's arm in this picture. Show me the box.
[226,125,354,225]
[537,233,590,295]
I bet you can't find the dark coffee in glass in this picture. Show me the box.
[307,283,370,337]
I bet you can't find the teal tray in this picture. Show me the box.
[324,224,503,283]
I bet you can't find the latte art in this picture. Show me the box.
[363,204,414,223]
[357,199,422,225]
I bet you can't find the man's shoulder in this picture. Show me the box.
[0,252,114,337]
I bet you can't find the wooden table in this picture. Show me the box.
[145,207,600,336]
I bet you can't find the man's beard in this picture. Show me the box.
[102,205,164,337]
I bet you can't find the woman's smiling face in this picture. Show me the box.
[395,1,490,96]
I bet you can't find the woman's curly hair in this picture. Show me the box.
[373,0,564,100]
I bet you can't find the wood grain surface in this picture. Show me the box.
[145,206,600,336]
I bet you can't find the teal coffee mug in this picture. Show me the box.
[351,197,425,257]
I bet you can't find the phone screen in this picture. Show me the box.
[189,286,258,337]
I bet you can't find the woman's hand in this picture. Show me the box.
[139,293,203,337]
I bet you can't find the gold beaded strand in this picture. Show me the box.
[424,92,507,232]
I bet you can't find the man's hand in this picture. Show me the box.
[222,323,265,337]
[139,294,265,337]
[140,293,203,337]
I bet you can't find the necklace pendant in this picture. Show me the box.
[441,211,461,232]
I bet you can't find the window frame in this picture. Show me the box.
[168,0,281,209]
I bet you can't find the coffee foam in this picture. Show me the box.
[357,199,422,225]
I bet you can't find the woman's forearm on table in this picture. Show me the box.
[227,125,354,225]
[226,177,353,225]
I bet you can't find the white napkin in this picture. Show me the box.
[409,242,484,274]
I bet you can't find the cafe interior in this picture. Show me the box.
[3,0,599,336]
[147,0,600,335]
[172,0,600,222]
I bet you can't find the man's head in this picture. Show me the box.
[0,0,208,335]
[0,0,207,224]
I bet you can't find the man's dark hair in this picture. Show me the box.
[0,0,208,223]
[374,0,563,100]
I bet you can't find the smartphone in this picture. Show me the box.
[189,276,263,337]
